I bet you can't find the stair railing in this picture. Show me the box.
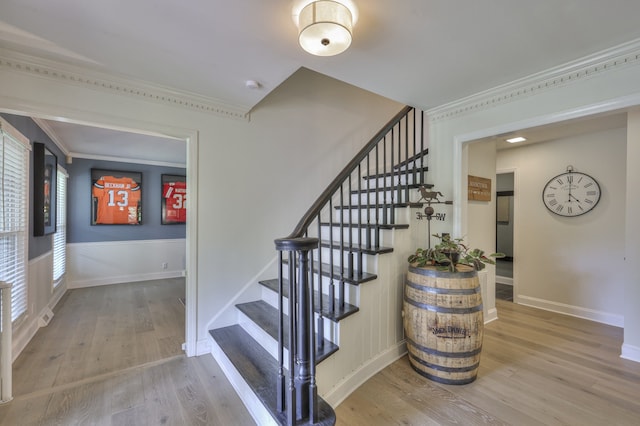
[274,106,426,424]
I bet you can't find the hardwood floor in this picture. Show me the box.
[4,280,639,425]
[0,278,253,426]
[335,299,640,426]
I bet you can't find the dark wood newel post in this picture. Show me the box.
[274,237,319,424]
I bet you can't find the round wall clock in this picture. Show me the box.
[542,166,601,217]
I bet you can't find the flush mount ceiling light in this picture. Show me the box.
[506,136,527,143]
[298,0,353,56]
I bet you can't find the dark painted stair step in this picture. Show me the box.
[283,258,377,285]
[236,300,339,364]
[210,325,336,426]
[320,221,409,230]
[393,148,429,170]
[334,202,424,210]
[319,239,393,255]
[350,182,431,195]
[363,166,428,180]
[259,278,359,322]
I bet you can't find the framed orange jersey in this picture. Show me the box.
[91,169,142,225]
[161,174,186,224]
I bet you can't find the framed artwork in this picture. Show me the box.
[91,169,142,225]
[161,174,186,224]
[33,142,57,236]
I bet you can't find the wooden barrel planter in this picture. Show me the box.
[403,265,483,385]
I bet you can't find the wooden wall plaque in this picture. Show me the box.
[468,175,491,201]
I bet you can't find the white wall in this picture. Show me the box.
[497,127,626,325]
[465,140,498,322]
[424,42,640,360]
[624,108,640,360]
[0,60,403,354]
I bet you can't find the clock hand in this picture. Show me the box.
[569,193,581,203]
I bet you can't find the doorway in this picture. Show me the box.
[496,171,514,302]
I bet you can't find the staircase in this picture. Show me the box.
[209,106,430,425]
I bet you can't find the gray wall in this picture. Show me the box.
[66,158,185,243]
[1,113,66,260]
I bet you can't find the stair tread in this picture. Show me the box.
[319,239,393,255]
[393,148,429,169]
[237,300,339,363]
[283,258,377,285]
[210,325,336,426]
[363,166,428,180]
[259,278,359,322]
[334,202,424,210]
[320,222,409,229]
[350,182,431,195]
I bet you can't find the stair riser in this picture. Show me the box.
[237,309,340,365]
[364,173,426,189]
[318,226,396,247]
[260,288,340,341]
[262,274,366,311]
[280,268,364,305]
[334,205,413,224]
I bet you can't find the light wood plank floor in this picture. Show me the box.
[335,299,640,426]
[5,282,639,425]
[0,278,253,426]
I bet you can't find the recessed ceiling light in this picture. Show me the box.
[506,136,527,143]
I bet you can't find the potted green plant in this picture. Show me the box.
[407,233,504,272]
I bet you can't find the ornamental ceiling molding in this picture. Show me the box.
[427,38,640,122]
[0,48,250,121]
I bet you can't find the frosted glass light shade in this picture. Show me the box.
[298,1,353,56]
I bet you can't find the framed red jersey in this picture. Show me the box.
[161,174,186,224]
[91,169,142,225]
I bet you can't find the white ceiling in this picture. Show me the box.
[2,0,640,164]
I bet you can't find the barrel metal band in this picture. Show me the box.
[404,295,483,314]
[406,279,480,295]
[408,351,480,373]
[406,337,483,358]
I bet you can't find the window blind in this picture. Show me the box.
[53,165,67,284]
[0,118,30,323]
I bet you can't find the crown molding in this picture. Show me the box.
[0,48,250,121]
[32,117,70,156]
[427,38,640,122]
[68,151,186,168]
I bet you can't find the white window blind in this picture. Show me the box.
[0,118,30,323]
[53,165,67,284]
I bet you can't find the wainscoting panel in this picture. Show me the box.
[67,239,186,288]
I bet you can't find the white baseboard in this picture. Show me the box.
[495,276,513,285]
[322,341,407,408]
[195,338,212,356]
[12,317,39,363]
[68,270,183,289]
[517,295,624,327]
[621,344,640,363]
[485,307,498,324]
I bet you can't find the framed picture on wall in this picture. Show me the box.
[33,142,57,236]
[91,169,142,225]
[161,174,186,224]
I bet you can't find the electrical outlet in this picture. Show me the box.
[162,262,168,270]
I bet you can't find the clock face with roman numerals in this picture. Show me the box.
[542,171,601,217]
